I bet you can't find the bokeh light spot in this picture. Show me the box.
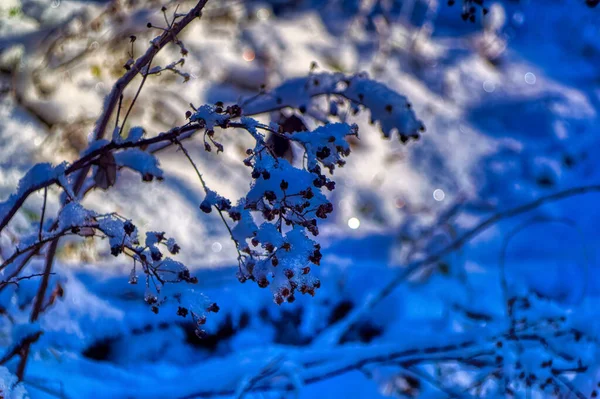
[242,49,255,62]
[483,81,495,93]
[348,217,360,229]
[211,242,222,252]
[524,72,536,85]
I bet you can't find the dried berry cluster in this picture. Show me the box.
[174,67,428,306]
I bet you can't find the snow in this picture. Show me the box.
[1,0,600,397]
[0,366,28,399]
[114,149,164,179]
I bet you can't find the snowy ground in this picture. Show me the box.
[1,0,600,397]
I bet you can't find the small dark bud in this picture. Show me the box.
[200,201,212,213]
[264,191,277,201]
[257,277,269,288]
[170,244,181,255]
[124,221,135,235]
[316,147,331,159]
[274,294,284,305]
[177,306,188,318]
[151,250,162,262]
[111,245,122,257]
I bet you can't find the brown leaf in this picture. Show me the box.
[94,152,117,189]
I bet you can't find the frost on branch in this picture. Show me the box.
[57,202,96,231]
[7,198,208,318]
[190,104,231,130]
[290,122,358,173]
[125,126,145,143]
[342,74,424,142]
[0,162,68,229]
[114,149,164,182]
[241,72,424,143]
[199,188,232,214]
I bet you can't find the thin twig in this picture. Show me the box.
[119,56,153,134]
[554,375,587,399]
[114,94,124,132]
[38,187,47,242]
[174,140,244,268]
[0,272,55,289]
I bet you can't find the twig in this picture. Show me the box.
[119,56,153,134]
[0,272,55,289]
[174,140,244,269]
[114,94,124,132]
[38,187,47,242]
[554,375,587,399]
[15,239,58,380]
[0,331,43,365]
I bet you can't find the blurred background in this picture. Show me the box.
[1,0,600,397]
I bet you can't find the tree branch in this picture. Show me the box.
[10,0,211,381]
[314,184,600,345]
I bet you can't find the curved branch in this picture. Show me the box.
[315,184,600,346]
[0,123,201,234]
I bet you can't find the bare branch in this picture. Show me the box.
[315,184,600,345]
